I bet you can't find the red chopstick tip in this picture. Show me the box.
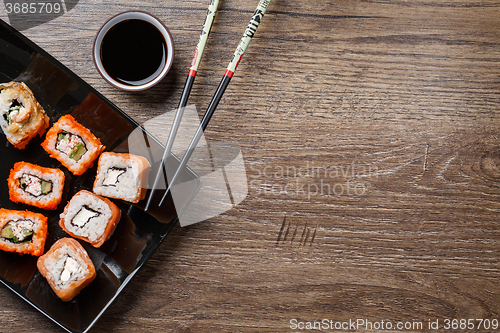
[224,69,234,78]
[188,69,197,77]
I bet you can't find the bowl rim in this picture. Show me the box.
[92,10,175,92]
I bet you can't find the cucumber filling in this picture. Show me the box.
[1,220,34,243]
[56,132,87,162]
[19,174,53,196]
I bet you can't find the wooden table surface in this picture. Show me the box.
[1,0,500,332]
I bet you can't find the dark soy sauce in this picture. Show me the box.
[100,19,167,86]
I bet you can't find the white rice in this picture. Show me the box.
[44,117,101,168]
[93,153,145,202]
[0,212,44,250]
[11,164,64,206]
[60,191,112,243]
[41,244,90,290]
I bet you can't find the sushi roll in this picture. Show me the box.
[37,237,96,302]
[8,162,65,210]
[0,81,50,149]
[0,208,48,256]
[59,190,121,248]
[41,114,105,175]
[93,152,151,203]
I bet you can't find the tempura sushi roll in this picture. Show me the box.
[8,162,65,210]
[41,114,105,175]
[0,208,48,256]
[59,190,121,248]
[0,82,50,149]
[93,152,151,203]
[37,237,96,302]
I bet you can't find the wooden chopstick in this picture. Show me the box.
[145,0,220,211]
[156,0,273,208]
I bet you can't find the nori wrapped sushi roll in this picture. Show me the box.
[0,208,48,256]
[59,190,121,248]
[37,237,96,301]
[41,114,105,175]
[93,152,150,203]
[0,81,50,149]
[8,162,65,210]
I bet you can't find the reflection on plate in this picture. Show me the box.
[0,19,197,333]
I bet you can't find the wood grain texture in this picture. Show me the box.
[1,0,500,332]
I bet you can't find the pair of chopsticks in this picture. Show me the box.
[145,0,272,211]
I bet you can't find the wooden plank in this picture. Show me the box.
[1,0,499,332]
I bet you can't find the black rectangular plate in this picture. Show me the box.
[0,19,197,333]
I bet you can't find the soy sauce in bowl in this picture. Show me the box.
[100,19,166,86]
[93,11,174,91]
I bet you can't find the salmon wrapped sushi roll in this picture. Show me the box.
[37,238,96,302]
[59,190,121,248]
[0,208,48,256]
[0,82,50,149]
[8,162,65,210]
[93,152,151,203]
[41,114,105,175]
